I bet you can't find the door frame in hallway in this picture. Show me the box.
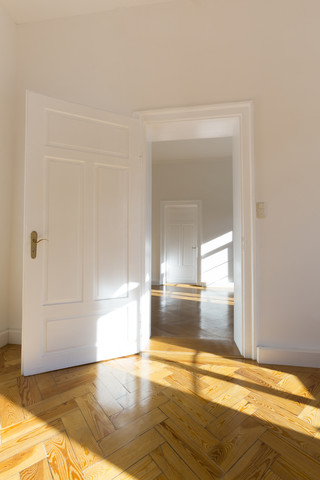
[137,102,256,360]
[160,200,201,285]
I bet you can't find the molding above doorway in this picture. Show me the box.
[137,102,256,359]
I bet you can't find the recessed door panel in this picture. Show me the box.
[46,109,129,157]
[182,224,194,266]
[44,157,84,305]
[94,165,128,300]
[166,224,180,266]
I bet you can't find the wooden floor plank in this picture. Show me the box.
[1,399,77,443]
[24,393,72,418]
[298,403,320,430]
[103,362,137,388]
[205,383,249,418]
[150,443,199,480]
[97,367,130,399]
[244,387,305,416]
[261,429,320,480]
[0,444,46,480]
[165,371,209,395]
[45,433,85,480]
[200,378,239,404]
[20,459,53,480]
[209,416,267,472]
[156,420,223,480]
[235,367,285,391]
[248,391,319,437]
[251,412,320,463]
[270,456,315,480]
[52,363,98,385]
[124,374,171,394]
[207,398,257,440]
[100,408,167,457]
[17,376,42,407]
[110,456,160,480]
[41,374,96,399]
[76,393,115,441]
[35,372,57,396]
[62,409,103,469]
[277,372,315,398]
[84,429,165,480]
[110,392,168,430]
[223,440,278,480]
[117,384,165,410]
[0,384,25,428]
[160,401,218,452]
[0,419,64,463]
[162,386,214,426]
[261,471,282,480]
[4,475,20,480]
[89,379,123,417]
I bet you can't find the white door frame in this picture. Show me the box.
[138,102,256,359]
[160,200,201,285]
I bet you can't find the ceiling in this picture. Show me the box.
[152,137,233,164]
[0,0,174,24]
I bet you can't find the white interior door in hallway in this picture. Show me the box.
[162,202,199,284]
[22,92,145,376]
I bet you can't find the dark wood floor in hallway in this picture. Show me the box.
[150,284,240,356]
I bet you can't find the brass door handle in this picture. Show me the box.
[31,231,48,259]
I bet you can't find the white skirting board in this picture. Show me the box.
[0,330,9,348]
[9,329,22,344]
[257,345,320,368]
[0,329,22,347]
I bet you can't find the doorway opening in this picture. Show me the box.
[150,137,238,356]
[138,102,255,359]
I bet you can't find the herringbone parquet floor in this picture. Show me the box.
[1,343,320,479]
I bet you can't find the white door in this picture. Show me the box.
[22,92,145,376]
[162,203,198,284]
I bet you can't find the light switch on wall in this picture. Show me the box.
[256,202,267,218]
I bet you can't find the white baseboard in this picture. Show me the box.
[0,330,9,348]
[257,345,320,368]
[8,329,22,345]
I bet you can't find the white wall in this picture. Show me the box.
[9,0,320,361]
[0,4,16,345]
[152,157,233,285]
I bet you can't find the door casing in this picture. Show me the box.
[137,102,255,359]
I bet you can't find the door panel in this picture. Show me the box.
[166,224,180,266]
[182,224,194,266]
[46,108,129,156]
[23,92,144,375]
[45,157,84,305]
[94,165,128,300]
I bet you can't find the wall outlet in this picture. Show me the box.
[256,201,267,218]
